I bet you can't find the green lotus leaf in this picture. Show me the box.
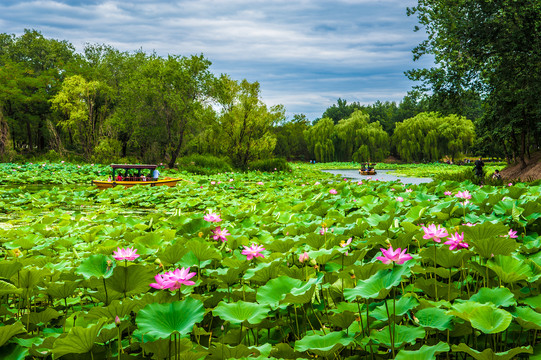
[0,343,28,360]
[210,343,256,360]
[282,281,318,305]
[105,264,155,297]
[213,300,270,325]
[371,296,420,321]
[513,306,541,330]
[136,297,204,340]
[21,308,62,326]
[140,337,193,359]
[244,261,280,283]
[468,305,512,334]
[470,287,516,307]
[451,343,532,360]
[344,263,412,300]
[463,222,516,258]
[420,247,472,268]
[85,299,138,320]
[0,322,26,348]
[158,241,189,266]
[487,255,533,284]
[369,325,425,347]
[294,331,354,357]
[522,294,541,311]
[52,319,106,358]
[45,281,80,299]
[414,277,460,301]
[395,341,450,360]
[415,307,454,331]
[449,301,485,321]
[185,239,221,264]
[256,276,303,309]
[328,311,356,329]
[0,261,23,280]
[0,280,22,295]
[75,254,115,280]
[12,268,50,289]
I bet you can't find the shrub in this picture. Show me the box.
[177,154,232,174]
[91,138,122,164]
[248,158,291,172]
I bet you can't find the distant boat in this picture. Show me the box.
[359,169,377,175]
[92,164,181,190]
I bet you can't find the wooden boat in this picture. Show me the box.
[359,169,377,175]
[92,164,181,190]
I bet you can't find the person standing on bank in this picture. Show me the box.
[474,157,485,180]
[152,167,160,181]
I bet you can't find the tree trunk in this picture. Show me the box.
[168,121,186,169]
[519,130,527,169]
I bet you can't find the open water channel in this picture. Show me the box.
[321,169,433,185]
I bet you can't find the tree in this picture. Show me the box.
[273,114,311,160]
[321,98,363,124]
[50,75,112,159]
[214,76,284,168]
[304,118,335,162]
[407,0,541,166]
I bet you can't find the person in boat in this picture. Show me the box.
[152,168,160,181]
[108,176,112,182]
[116,174,123,181]
[492,169,502,180]
[141,174,146,182]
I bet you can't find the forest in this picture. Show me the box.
[1,1,540,169]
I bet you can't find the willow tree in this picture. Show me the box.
[213,76,284,168]
[304,117,335,162]
[51,75,112,159]
[393,112,474,162]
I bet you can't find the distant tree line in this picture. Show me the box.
[1,21,538,167]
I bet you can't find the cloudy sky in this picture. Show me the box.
[0,0,432,120]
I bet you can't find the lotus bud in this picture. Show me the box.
[309,259,317,267]
[155,258,163,268]
[115,316,121,326]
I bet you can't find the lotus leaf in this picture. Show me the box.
[395,341,450,359]
[470,287,516,307]
[513,306,541,330]
[75,254,115,280]
[415,307,454,331]
[369,324,425,347]
[0,343,28,360]
[294,331,354,357]
[463,222,516,258]
[487,255,533,284]
[344,263,412,300]
[0,322,26,348]
[136,297,204,339]
[105,264,155,297]
[213,300,270,325]
[51,319,106,358]
[371,296,420,321]
[451,343,532,360]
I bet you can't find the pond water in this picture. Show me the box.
[321,169,433,185]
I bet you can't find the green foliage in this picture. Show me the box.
[248,158,291,172]
[177,154,232,175]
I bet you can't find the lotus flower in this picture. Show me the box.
[212,226,230,242]
[257,181,264,185]
[329,189,337,194]
[444,191,453,196]
[396,196,404,202]
[507,229,518,238]
[455,190,472,200]
[406,188,413,193]
[163,267,196,290]
[241,243,265,260]
[340,238,352,248]
[376,246,412,265]
[204,212,222,223]
[112,247,140,261]
[149,273,171,289]
[299,252,309,263]
[314,181,320,185]
[357,181,363,185]
[444,232,468,251]
[422,224,449,243]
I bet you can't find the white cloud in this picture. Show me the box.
[0,0,432,120]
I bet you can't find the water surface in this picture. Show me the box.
[321,169,433,185]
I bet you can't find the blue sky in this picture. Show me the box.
[0,0,432,120]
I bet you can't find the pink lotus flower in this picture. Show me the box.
[444,232,468,251]
[329,189,337,194]
[340,238,352,248]
[149,273,171,289]
[422,224,449,243]
[507,229,518,238]
[319,228,328,235]
[376,246,412,265]
[61,161,65,164]
[314,181,321,185]
[444,191,453,196]
[367,177,372,180]
[396,196,404,202]
[406,188,413,193]
[211,181,216,185]
[357,181,363,185]
[212,226,230,242]
[299,252,309,263]
[204,212,222,223]
[163,267,197,290]
[257,181,264,185]
[508,183,513,186]
[455,190,472,200]
[241,243,265,260]
[112,247,140,261]
[463,222,475,227]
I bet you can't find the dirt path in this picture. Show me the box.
[500,151,541,181]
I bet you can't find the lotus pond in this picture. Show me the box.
[1,163,541,359]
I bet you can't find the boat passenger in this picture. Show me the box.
[107,176,112,182]
[117,174,123,181]
[152,168,160,181]
[141,175,146,182]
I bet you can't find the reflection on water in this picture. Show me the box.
[321,169,433,185]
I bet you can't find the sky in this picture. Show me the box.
[0,0,433,121]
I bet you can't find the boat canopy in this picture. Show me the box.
[111,164,157,170]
